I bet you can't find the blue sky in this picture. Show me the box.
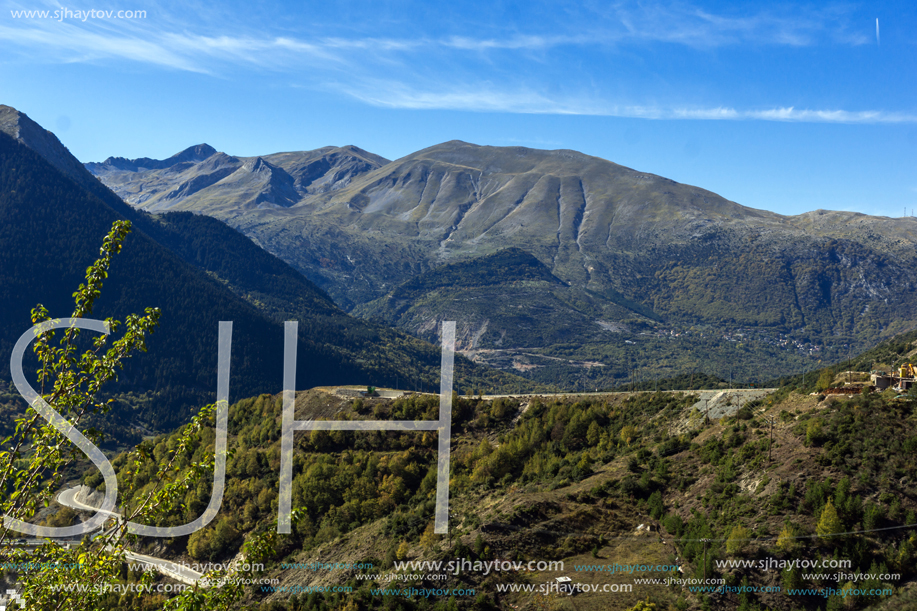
[1,0,915,217]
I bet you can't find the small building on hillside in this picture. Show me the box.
[872,374,893,390]
[870,372,914,391]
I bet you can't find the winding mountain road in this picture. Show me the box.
[56,485,204,586]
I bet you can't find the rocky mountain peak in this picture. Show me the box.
[170,143,216,163]
[0,105,109,195]
[244,156,273,173]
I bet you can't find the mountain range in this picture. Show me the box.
[0,105,534,442]
[4,104,917,611]
[85,138,917,386]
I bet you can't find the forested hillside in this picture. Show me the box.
[78,358,917,610]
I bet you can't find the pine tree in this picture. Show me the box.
[474,533,486,557]
[419,523,439,549]
[782,565,802,591]
[726,525,750,554]
[817,498,844,538]
[586,421,602,446]
[627,599,657,611]
[776,523,797,553]
[806,418,825,446]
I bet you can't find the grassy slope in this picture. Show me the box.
[72,376,916,611]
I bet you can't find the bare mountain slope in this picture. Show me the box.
[87,139,917,383]
[88,144,389,213]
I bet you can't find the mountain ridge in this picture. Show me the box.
[85,143,218,173]
[84,134,917,385]
[0,104,109,197]
[86,142,390,212]
[0,107,540,441]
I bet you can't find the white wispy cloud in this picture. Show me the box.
[743,107,915,123]
[326,79,592,114]
[0,23,205,71]
[320,37,422,52]
[1,0,904,124]
[0,22,352,72]
[325,79,917,124]
[602,1,871,48]
[159,32,346,68]
[0,0,874,73]
[442,34,586,51]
